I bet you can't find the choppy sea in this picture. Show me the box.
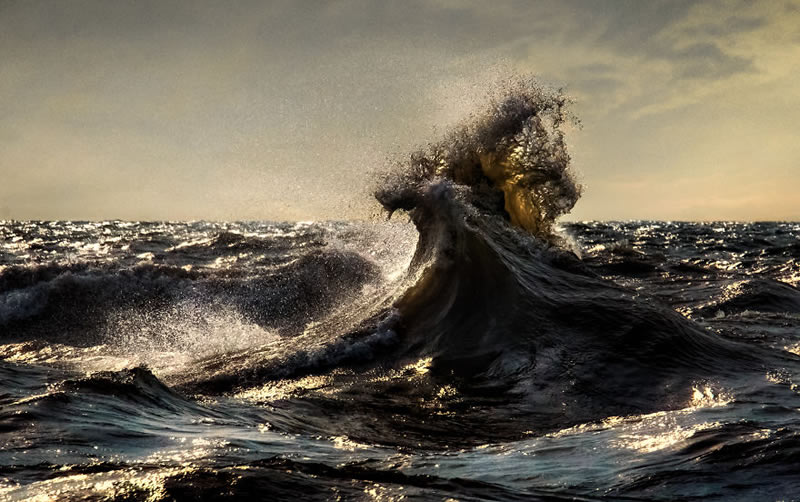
[2,218,800,501]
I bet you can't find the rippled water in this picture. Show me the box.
[2,219,800,501]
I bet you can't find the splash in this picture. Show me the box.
[376,76,582,240]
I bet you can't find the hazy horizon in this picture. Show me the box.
[3,0,799,222]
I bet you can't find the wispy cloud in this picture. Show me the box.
[0,0,798,220]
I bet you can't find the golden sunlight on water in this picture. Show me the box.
[234,374,337,403]
[543,385,735,455]
[0,467,194,502]
[609,386,734,453]
[611,420,723,454]
[406,356,433,376]
[479,151,548,236]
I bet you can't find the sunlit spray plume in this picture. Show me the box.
[376,76,582,242]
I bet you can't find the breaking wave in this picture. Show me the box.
[173,79,779,438]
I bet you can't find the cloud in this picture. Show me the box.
[671,42,755,79]
[682,16,767,38]
[0,0,799,220]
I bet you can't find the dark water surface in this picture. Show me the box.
[2,219,800,501]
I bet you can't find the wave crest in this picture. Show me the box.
[376,77,581,240]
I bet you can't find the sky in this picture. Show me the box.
[2,0,799,221]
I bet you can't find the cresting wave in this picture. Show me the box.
[361,81,775,427]
[174,79,784,440]
[376,77,581,241]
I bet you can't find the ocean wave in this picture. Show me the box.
[0,249,381,350]
[698,279,800,316]
[166,79,778,440]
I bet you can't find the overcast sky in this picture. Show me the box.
[2,0,799,221]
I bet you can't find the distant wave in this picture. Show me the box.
[0,248,380,345]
